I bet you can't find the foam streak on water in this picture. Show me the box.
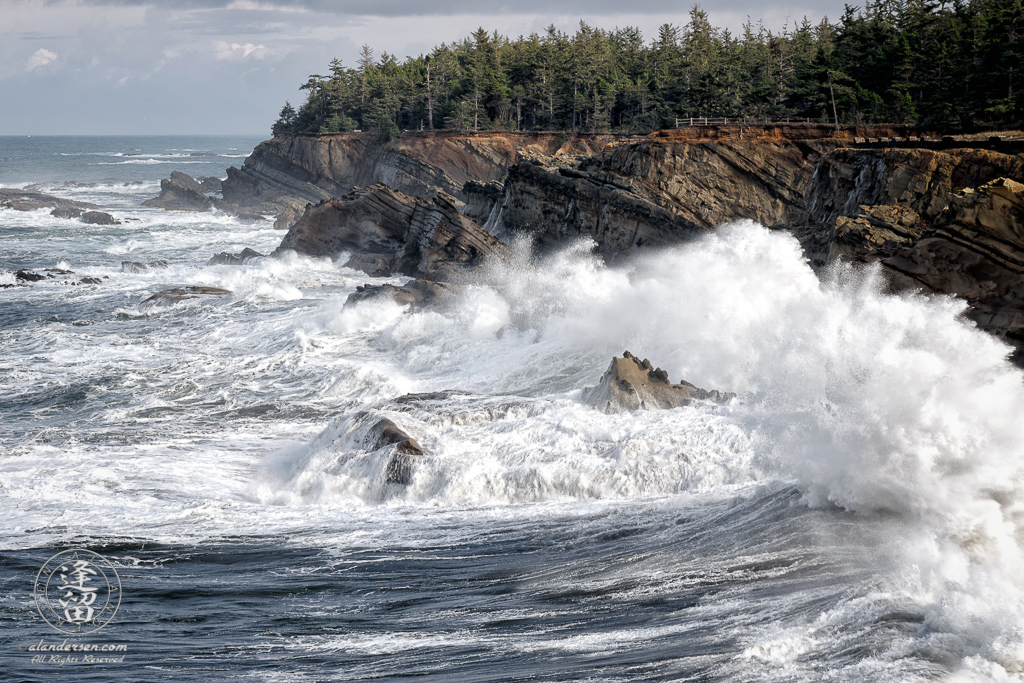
[1,137,1023,681]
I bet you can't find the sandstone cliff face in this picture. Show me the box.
[492,137,839,256]
[808,147,1024,361]
[274,183,508,280]
[222,132,630,227]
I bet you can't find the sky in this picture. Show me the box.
[0,0,852,136]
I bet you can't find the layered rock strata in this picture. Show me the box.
[220,132,634,227]
[275,184,508,279]
[490,137,839,257]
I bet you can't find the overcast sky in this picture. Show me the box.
[1,0,852,136]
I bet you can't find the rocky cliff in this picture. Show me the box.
[274,183,508,280]
[806,147,1024,361]
[490,136,840,257]
[228,126,1024,362]
[221,132,634,228]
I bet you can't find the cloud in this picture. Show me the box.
[70,0,849,19]
[214,41,267,60]
[26,48,57,70]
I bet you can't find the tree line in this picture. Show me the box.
[273,0,1022,140]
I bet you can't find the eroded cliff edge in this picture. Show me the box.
[229,127,1024,362]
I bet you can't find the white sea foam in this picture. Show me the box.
[252,222,1024,677]
[5,200,1024,677]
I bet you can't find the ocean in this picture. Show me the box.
[1,135,1022,681]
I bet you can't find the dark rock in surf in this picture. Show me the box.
[365,417,425,486]
[80,211,121,225]
[142,171,213,211]
[234,212,266,223]
[122,259,170,273]
[140,286,231,309]
[345,278,454,308]
[0,188,98,213]
[13,268,103,287]
[584,351,734,413]
[15,269,48,282]
[274,183,508,280]
[206,248,265,266]
[196,176,223,194]
[51,207,83,219]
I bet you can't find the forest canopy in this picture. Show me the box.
[274,0,1023,138]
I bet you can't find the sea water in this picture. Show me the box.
[1,135,1023,681]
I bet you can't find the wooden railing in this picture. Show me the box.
[675,117,830,127]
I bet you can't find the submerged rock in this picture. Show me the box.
[364,417,425,486]
[122,260,170,273]
[13,268,106,287]
[345,278,454,308]
[206,248,265,266]
[80,211,121,225]
[140,286,231,309]
[584,351,733,413]
[0,188,98,213]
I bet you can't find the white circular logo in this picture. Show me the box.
[34,549,121,635]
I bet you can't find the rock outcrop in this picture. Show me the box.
[806,146,1024,361]
[122,260,170,273]
[363,417,425,486]
[584,351,733,412]
[0,188,97,213]
[140,286,231,309]
[80,211,121,225]
[345,278,454,307]
[275,183,508,279]
[206,248,265,266]
[493,136,840,257]
[220,132,631,220]
[8,268,106,287]
[142,171,214,211]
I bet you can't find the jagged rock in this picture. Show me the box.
[234,212,266,223]
[51,207,83,219]
[122,260,170,273]
[0,188,98,213]
[206,248,265,266]
[142,171,213,211]
[196,176,223,194]
[345,279,454,307]
[140,286,231,309]
[462,180,505,227]
[364,417,425,485]
[15,269,49,282]
[273,201,308,231]
[218,132,620,219]
[80,211,121,225]
[584,351,733,413]
[13,268,104,286]
[828,205,927,262]
[274,184,508,280]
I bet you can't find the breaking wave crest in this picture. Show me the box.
[260,222,1024,678]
